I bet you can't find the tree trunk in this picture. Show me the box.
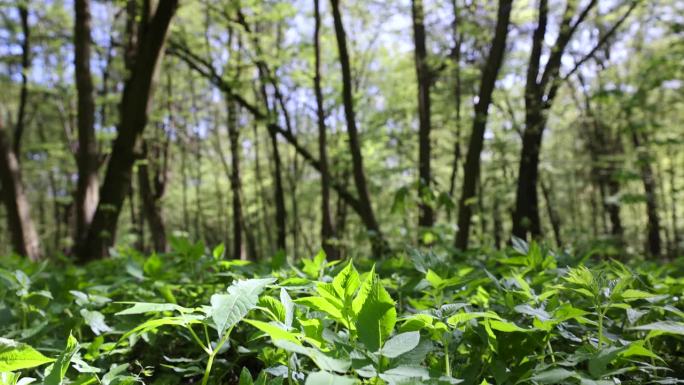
[74,0,100,248]
[330,0,385,254]
[411,0,434,230]
[511,109,544,239]
[448,0,462,203]
[269,126,287,253]
[0,120,42,261]
[454,0,513,249]
[77,1,178,262]
[13,4,30,157]
[313,0,338,259]
[138,139,168,253]
[227,99,244,259]
[512,0,598,240]
[631,128,661,257]
[540,176,562,247]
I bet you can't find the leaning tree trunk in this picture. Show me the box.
[411,0,434,230]
[0,120,42,261]
[77,1,178,262]
[330,0,385,254]
[454,0,513,249]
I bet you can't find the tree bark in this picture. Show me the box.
[74,0,100,249]
[138,137,168,253]
[448,0,463,211]
[0,120,42,261]
[631,127,661,257]
[313,0,338,259]
[329,0,385,254]
[411,0,434,230]
[454,0,513,249]
[226,99,244,259]
[13,4,30,157]
[540,176,562,247]
[77,1,178,262]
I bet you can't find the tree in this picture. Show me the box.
[411,0,434,230]
[329,0,385,253]
[78,0,179,261]
[0,118,42,261]
[454,0,513,249]
[74,0,100,249]
[313,0,338,259]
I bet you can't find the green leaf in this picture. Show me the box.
[44,333,79,385]
[332,261,360,300]
[380,331,420,358]
[487,319,532,333]
[280,288,294,328]
[210,278,276,338]
[115,302,192,315]
[355,271,396,352]
[530,368,576,383]
[630,321,684,336]
[296,296,344,320]
[0,338,54,372]
[305,371,356,385]
[244,319,301,344]
[239,367,253,385]
[621,289,657,300]
[80,309,112,335]
[274,341,351,373]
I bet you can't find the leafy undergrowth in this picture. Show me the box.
[1,240,684,385]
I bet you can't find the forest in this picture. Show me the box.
[0,0,683,384]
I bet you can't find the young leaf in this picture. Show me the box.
[0,338,54,372]
[44,333,79,385]
[380,331,420,358]
[210,278,276,338]
[355,272,396,352]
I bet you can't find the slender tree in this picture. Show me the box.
[411,0,434,230]
[329,0,385,253]
[454,0,513,249]
[313,0,338,259]
[0,118,42,261]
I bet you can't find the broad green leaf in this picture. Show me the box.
[621,289,657,300]
[120,315,203,340]
[487,319,532,333]
[378,366,429,384]
[296,296,344,320]
[115,302,192,315]
[280,288,294,328]
[447,311,501,326]
[630,321,684,336]
[44,333,79,385]
[80,310,112,335]
[274,341,351,373]
[333,261,360,300]
[304,371,356,385]
[0,338,53,372]
[244,320,301,344]
[239,367,253,385]
[355,271,396,352]
[210,278,276,338]
[530,368,576,383]
[380,331,420,358]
